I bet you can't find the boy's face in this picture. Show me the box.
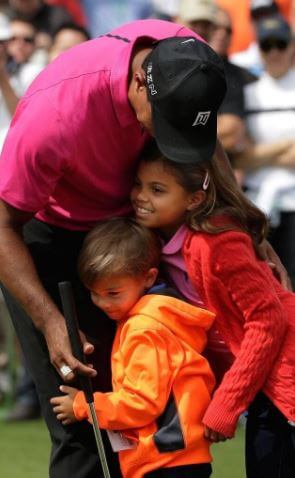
[89,270,157,321]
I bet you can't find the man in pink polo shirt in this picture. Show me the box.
[0,17,286,478]
[0,18,227,477]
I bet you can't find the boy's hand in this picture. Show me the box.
[204,425,232,443]
[50,385,79,425]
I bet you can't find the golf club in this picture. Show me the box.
[58,281,111,478]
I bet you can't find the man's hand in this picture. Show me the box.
[204,425,232,443]
[43,317,97,382]
[0,200,98,383]
[50,385,79,425]
[258,240,292,291]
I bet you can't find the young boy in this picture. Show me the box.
[50,217,215,478]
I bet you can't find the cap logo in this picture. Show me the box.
[181,38,196,44]
[192,111,211,126]
[146,61,157,96]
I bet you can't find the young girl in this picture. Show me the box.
[131,141,295,478]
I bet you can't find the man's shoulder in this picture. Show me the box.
[22,42,113,102]
[110,18,202,43]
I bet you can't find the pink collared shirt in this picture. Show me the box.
[161,224,204,307]
[0,20,204,230]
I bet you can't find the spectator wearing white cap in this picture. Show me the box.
[175,0,218,42]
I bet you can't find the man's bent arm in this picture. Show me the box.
[0,200,97,379]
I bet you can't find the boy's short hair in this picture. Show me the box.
[78,217,161,287]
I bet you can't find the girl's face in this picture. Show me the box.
[131,159,200,238]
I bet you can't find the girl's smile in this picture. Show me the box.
[134,204,155,217]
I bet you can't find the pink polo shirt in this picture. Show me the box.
[161,224,204,307]
[0,20,203,230]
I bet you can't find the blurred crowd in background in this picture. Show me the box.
[0,0,294,422]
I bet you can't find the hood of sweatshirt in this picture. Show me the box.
[128,294,215,353]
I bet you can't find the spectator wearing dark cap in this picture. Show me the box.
[230,0,280,75]
[175,0,218,42]
[238,14,295,290]
[215,0,293,57]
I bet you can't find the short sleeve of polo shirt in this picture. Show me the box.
[0,90,71,212]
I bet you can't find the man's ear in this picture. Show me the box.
[187,190,206,211]
[133,69,146,92]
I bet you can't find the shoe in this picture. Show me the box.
[5,403,41,422]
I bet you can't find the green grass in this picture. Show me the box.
[212,426,246,478]
[0,417,50,477]
[0,411,245,477]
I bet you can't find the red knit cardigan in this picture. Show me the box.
[183,229,295,437]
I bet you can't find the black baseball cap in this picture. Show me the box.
[257,14,291,43]
[143,37,226,163]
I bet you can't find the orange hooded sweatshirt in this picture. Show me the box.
[73,294,215,478]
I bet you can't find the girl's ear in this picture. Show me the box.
[187,190,206,211]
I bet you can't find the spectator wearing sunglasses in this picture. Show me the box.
[230,0,280,76]
[0,18,43,151]
[7,0,73,51]
[237,14,295,288]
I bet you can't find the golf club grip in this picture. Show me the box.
[58,281,94,403]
